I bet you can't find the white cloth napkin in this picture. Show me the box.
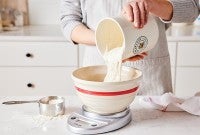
[139,92,200,116]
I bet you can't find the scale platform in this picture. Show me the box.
[67,106,132,134]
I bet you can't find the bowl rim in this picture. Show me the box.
[71,65,142,85]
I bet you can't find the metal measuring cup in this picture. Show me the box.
[2,96,65,117]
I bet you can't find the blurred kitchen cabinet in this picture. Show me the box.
[177,42,200,66]
[78,45,85,67]
[0,41,78,95]
[168,42,177,91]
[168,42,177,67]
[0,42,77,66]
[0,67,76,95]
[176,67,200,97]
[170,67,175,93]
[175,42,200,97]
[0,27,78,95]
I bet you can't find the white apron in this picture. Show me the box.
[80,0,173,95]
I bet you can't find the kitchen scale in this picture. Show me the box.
[67,105,132,134]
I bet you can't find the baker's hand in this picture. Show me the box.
[122,0,173,27]
[122,0,153,28]
[122,52,148,62]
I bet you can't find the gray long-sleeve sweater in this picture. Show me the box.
[169,0,199,23]
[60,0,199,42]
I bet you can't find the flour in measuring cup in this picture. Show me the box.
[48,99,63,104]
[103,47,124,82]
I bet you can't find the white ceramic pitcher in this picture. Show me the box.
[95,15,159,60]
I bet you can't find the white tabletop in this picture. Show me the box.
[1,25,200,42]
[0,96,199,135]
[0,25,66,42]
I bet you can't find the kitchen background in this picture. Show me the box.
[0,0,200,97]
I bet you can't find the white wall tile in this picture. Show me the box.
[28,0,60,25]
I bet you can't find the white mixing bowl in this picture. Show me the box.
[72,65,142,115]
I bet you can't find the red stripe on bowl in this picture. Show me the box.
[75,86,139,96]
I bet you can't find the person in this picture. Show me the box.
[60,0,199,95]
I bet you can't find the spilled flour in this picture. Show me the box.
[103,47,124,82]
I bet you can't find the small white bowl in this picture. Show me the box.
[72,65,142,115]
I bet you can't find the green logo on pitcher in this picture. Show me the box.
[133,36,148,54]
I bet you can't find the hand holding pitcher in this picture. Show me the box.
[95,15,159,61]
[122,0,173,28]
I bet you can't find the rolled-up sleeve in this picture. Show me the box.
[162,0,199,23]
[60,0,82,44]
